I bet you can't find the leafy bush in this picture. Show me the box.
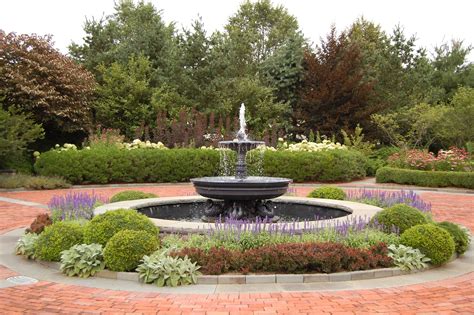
[26,213,52,234]
[60,243,105,278]
[35,221,84,261]
[104,230,159,272]
[262,149,367,182]
[84,209,158,246]
[400,224,455,265]
[376,167,474,189]
[307,186,346,200]
[15,233,39,259]
[0,174,70,189]
[388,244,431,271]
[137,249,200,287]
[174,242,392,275]
[437,221,470,255]
[110,190,157,203]
[371,204,428,234]
[49,192,108,221]
[34,147,367,184]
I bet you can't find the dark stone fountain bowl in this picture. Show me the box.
[190,176,291,200]
[218,140,265,151]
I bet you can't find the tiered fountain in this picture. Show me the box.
[191,104,291,221]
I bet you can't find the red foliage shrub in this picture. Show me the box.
[173,242,393,275]
[26,213,52,234]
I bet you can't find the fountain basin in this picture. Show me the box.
[190,176,291,200]
[94,196,382,233]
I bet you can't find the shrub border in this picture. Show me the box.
[376,167,474,189]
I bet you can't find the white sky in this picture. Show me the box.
[1,0,473,61]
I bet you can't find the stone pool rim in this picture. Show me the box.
[94,196,382,233]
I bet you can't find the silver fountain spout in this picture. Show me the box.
[236,103,247,141]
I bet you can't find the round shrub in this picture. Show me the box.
[110,190,158,203]
[307,186,346,200]
[400,224,455,265]
[104,230,159,271]
[371,204,428,234]
[84,209,158,246]
[35,221,84,261]
[437,221,470,255]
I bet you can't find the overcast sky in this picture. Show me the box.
[1,0,473,61]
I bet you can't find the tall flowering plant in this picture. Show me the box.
[345,189,431,213]
[388,147,471,171]
[48,192,108,221]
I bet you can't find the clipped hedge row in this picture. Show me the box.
[34,148,368,184]
[376,167,474,189]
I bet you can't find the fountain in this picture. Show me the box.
[190,104,291,221]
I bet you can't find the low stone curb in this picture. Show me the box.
[36,260,431,284]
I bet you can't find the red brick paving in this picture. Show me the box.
[0,185,473,314]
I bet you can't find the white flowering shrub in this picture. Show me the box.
[54,143,78,152]
[120,139,168,150]
[286,140,347,152]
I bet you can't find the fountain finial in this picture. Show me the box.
[237,103,247,141]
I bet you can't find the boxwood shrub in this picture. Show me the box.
[84,209,158,246]
[400,224,455,265]
[104,230,159,272]
[110,190,158,203]
[35,221,84,261]
[307,186,346,200]
[436,221,470,255]
[376,167,474,189]
[34,147,368,184]
[371,204,428,234]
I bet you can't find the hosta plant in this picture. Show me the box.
[60,243,105,278]
[15,233,39,259]
[137,249,200,287]
[388,244,431,271]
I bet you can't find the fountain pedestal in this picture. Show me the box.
[191,103,291,221]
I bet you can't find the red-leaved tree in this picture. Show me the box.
[0,31,96,133]
[295,26,377,136]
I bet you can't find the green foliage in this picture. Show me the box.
[340,124,375,156]
[35,147,367,184]
[60,243,105,278]
[262,149,367,182]
[84,209,158,247]
[0,174,70,190]
[376,167,474,189]
[15,233,39,259]
[137,249,200,287]
[35,221,84,261]
[35,147,220,184]
[0,106,44,169]
[110,190,158,203]
[307,186,346,200]
[437,87,474,147]
[388,244,431,270]
[371,204,428,234]
[103,230,159,272]
[371,102,447,149]
[436,221,470,255]
[94,55,156,139]
[400,224,455,265]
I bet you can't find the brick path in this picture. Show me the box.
[0,185,473,314]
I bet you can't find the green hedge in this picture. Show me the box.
[262,150,367,182]
[376,167,474,189]
[34,148,368,184]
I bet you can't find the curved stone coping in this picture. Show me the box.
[37,260,432,284]
[94,196,382,233]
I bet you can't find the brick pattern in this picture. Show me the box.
[0,185,472,314]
